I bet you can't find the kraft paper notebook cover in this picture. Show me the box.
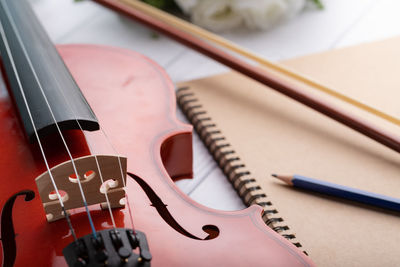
[176,37,400,266]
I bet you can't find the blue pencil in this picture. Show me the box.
[272,174,400,212]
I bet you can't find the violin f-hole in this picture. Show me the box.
[0,190,35,267]
[127,172,220,241]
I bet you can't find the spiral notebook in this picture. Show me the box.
[176,37,400,266]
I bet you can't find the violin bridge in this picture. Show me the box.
[35,155,127,222]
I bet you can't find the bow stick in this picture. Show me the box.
[93,0,400,153]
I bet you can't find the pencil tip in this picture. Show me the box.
[271,174,293,185]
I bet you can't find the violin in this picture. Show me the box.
[0,0,314,266]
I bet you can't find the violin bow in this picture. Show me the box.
[120,0,400,128]
[93,0,400,153]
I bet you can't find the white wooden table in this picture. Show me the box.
[32,0,400,212]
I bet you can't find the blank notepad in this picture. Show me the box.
[177,37,400,266]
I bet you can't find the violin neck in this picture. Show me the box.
[0,0,99,143]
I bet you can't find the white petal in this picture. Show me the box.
[191,0,243,32]
[232,0,288,30]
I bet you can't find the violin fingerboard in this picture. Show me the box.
[0,0,99,142]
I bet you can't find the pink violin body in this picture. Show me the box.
[0,44,314,266]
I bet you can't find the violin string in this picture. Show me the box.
[92,155,117,228]
[60,97,136,232]
[99,128,136,232]
[67,119,136,232]
[57,51,137,231]
[2,1,98,238]
[0,10,78,241]
[21,5,129,230]
[25,5,118,228]
[54,46,136,231]
[47,83,118,229]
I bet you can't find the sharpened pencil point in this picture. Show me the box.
[271,174,293,185]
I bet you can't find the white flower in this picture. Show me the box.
[174,0,306,32]
[191,0,243,32]
[232,0,286,30]
[232,0,305,30]
[175,0,198,14]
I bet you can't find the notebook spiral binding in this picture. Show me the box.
[176,87,305,251]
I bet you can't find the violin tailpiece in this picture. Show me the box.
[35,155,127,222]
